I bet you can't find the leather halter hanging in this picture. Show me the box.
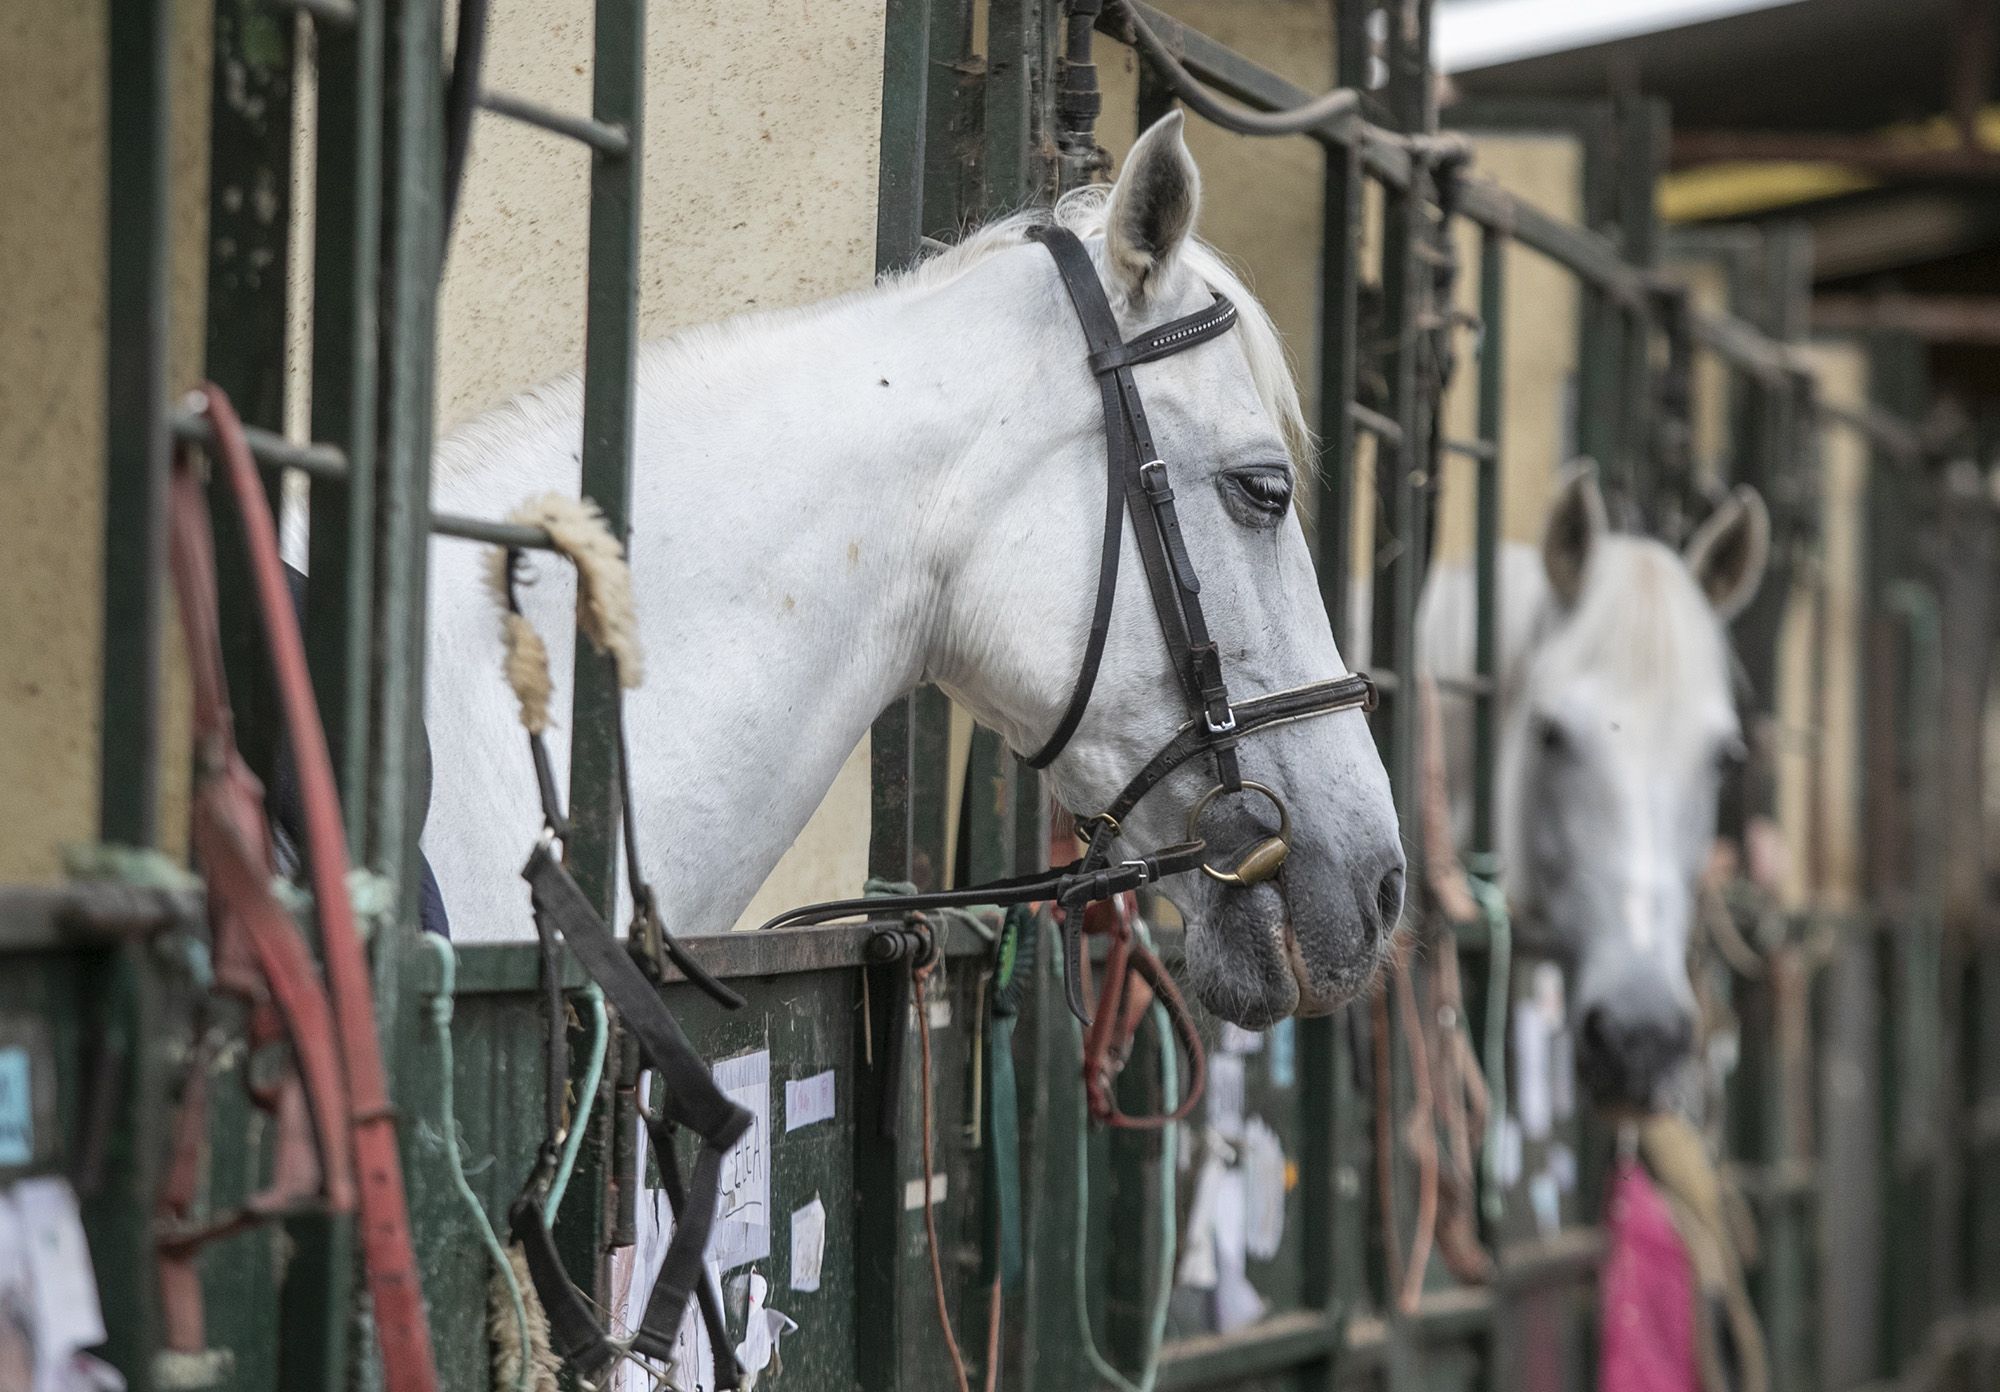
[495,555,753,1389]
[760,226,1378,1120]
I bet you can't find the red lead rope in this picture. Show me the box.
[1047,812,1207,1130]
[173,386,439,1392]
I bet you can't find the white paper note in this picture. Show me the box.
[1241,1118,1286,1262]
[1219,1024,1264,1055]
[789,1196,827,1293]
[709,1050,773,1271]
[785,1070,837,1132]
[902,1173,947,1210]
[1206,1055,1246,1136]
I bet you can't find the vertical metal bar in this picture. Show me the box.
[100,0,174,848]
[923,0,976,240]
[281,15,382,1382]
[92,9,176,1381]
[876,0,933,273]
[366,6,445,1248]
[982,0,1038,211]
[306,0,385,847]
[1470,229,1505,860]
[565,0,646,918]
[201,0,297,799]
[1369,17,1428,840]
[1316,131,1363,656]
[860,8,934,1390]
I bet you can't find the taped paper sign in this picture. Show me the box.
[1240,1118,1286,1262]
[902,1173,947,1210]
[709,1050,773,1271]
[1513,964,1570,1142]
[0,1176,115,1392]
[789,1196,826,1293]
[731,1272,797,1392]
[1206,1054,1245,1136]
[1218,1023,1264,1054]
[785,1070,837,1132]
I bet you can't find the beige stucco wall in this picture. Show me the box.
[1777,342,1868,911]
[427,0,888,929]
[0,0,205,884]
[1431,135,1584,567]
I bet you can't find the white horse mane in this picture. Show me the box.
[1534,535,1733,727]
[432,185,1309,487]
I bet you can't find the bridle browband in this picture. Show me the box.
[761,225,1377,1036]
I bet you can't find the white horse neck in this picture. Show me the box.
[422,243,1087,941]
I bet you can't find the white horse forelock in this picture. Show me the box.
[1528,535,1735,739]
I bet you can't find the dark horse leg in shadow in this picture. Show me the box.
[267,564,452,938]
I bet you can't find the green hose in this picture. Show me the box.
[1070,923,1179,1392]
[543,980,606,1222]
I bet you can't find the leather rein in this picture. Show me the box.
[760,226,1377,1125]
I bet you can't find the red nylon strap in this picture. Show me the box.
[173,387,439,1392]
[1075,894,1207,1130]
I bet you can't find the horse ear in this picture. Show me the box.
[1103,111,1201,302]
[1684,485,1770,622]
[1542,459,1607,607]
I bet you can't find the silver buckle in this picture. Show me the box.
[1205,706,1238,735]
[1118,858,1153,885]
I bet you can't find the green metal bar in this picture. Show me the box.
[284,2,384,1384]
[478,90,630,154]
[1471,228,1504,859]
[564,0,645,921]
[860,7,934,1389]
[172,412,350,479]
[371,0,443,901]
[304,0,385,849]
[922,0,976,240]
[1316,131,1362,658]
[99,0,173,849]
[982,0,1037,212]
[202,0,297,843]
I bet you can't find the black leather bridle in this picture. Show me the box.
[761,226,1377,1026]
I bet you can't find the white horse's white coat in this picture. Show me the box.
[419,116,1404,1025]
[1417,463,1768,1104]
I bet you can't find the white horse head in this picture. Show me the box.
[423,113,1402,1026]
[1502,461,1769,1107]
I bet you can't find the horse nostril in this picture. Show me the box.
[1372,864,1405,940]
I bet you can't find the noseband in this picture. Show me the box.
[762,225,1376,1029]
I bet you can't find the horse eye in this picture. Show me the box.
[1230,470,1292,514]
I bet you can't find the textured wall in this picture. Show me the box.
[1431,134,1584,566]
[0,0,205,883]
[1780,343,1868,911]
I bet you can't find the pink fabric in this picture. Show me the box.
[1598,1158,1699,1392]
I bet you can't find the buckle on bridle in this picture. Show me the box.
[1204,705,1238,736]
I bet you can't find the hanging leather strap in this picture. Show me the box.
[170,387,439,1392]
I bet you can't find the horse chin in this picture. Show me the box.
[1184,881,1299,1029]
